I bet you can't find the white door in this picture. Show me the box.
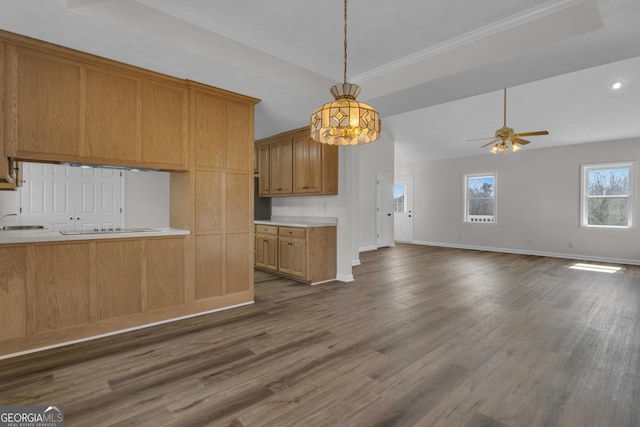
[19,162,74,230]
[19,163,124,232]
[376,172,393,248]
[394,177,414,242]
[75,166,123,232]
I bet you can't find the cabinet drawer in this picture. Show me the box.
[278,227,306,239]
[255,224,278,235]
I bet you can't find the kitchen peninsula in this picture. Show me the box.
[0,29,259,358]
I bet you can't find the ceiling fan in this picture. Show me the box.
[468,88,549,153]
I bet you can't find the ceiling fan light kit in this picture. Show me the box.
[310,0,381,146]
[472,88,549,154]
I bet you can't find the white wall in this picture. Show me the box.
[271,148,356,281]
[271,132,395,281]
[0,168,169,228]
[396,137,640,264]
[357,135,395,252]
[124,170,170,228]
[0,190,19,225]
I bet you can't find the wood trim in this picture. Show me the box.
[0,29,187,87]
[186,80,260,105]
[0,42,6,180]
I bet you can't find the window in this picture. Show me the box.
[394,184,407,213]
[464,173,496,223]
[581,162,633,228]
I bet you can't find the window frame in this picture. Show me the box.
[581,161,634,229]
[463,172,497,224]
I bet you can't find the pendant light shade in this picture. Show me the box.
[310,0,381,146]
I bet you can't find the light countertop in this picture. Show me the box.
[254,216,337,228]
[0,227,190,245]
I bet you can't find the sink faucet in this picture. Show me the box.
[0,213,17,222]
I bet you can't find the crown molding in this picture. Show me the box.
[353,0,591,83]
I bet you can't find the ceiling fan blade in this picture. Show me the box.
[467,136,496,142]
[481,139,500,148]
[513,138,530,145]
[515,131,549,137]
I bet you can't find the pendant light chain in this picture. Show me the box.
[309,0,381,146]
[343,0,348,84]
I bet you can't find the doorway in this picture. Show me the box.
[394,177,413,242]
[376,172,393,248]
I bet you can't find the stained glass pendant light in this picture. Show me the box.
[310,0,381,146]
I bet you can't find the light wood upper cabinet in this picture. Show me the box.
[256,127,338,197]
[193,90,226,169]
[192,88,253,172]
[293,135,323,194]
[3,36,188,170]
[226,101,253,171]
[8,45,82,159]
[141,80,188,168]
[85,68,140,162]
[257,144,270,196]
[269,139,293,195]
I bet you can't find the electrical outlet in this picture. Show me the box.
[568,241,574,248]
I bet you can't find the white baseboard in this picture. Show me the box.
[352,259,361,267]
[359,245,378,253]
[411,240,640,266]
[336,274,354,282]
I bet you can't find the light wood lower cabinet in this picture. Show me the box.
[0,246,27,341]
[255,234,278,271]
[254,225,336,284]
[0,236,187,357]
[278,236,306,279]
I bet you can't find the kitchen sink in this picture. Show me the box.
[0,225,46,231]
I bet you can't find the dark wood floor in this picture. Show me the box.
[1,244,639,426]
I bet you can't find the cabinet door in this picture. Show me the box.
[141,81,187,168]
[193,90,226,169]
[278,237,292,274]
[8,46,82,159]
[32,243,91,333]
[146,237,185,310]
[257,144,270,196]
[95,240,142,320]
[0,42,7,181]
[85,68,140,162]
[289,238,306,278]
[293,136,322,194]
[278,236,306,278]
[256,234,278,271]
[0,247,27,341]
[270,140,292,194]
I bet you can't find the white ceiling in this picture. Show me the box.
[1,0,640,163]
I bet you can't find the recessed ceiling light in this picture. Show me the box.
[612,82,622,90]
